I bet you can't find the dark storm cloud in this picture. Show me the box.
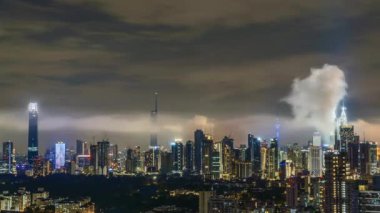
[0,0,380,151]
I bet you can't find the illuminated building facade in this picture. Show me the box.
[267,138,279,180]
[3,141,15,174]
[309,145,322,177]
[358,191,380,212]
[359,141,377,178]
[324,151,349,213]
[28,102,38,163]
[171,139,184,173]
[221,136,234,180]
[280,160,295,181]
[55,142,66,170]
[260,141,268,179]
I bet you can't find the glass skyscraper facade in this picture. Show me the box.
[28,102,38,164]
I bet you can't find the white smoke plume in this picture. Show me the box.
[283,64,347,140]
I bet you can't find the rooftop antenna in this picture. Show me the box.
[154,92,158,113]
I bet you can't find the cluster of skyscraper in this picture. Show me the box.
[2,100,380,212]
[124,130,281,181]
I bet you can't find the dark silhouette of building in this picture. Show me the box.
[90,144,98,174]
[184,140,194,172]
[348,135,359,174]
[76,140,88,155]
[359,141,377,178]
[194,129,205,174]
[286,177,298,209]
[248,134,261,176]
[97,141,110,175]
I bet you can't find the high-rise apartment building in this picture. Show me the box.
[171,139,184,173]
[324,151,350,213]
[184,140,194,172]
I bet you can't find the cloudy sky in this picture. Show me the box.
[0,0,379,152]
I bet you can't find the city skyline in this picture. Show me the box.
[1,1,380,212]
[1,0,380,152]
[1,96,376,155]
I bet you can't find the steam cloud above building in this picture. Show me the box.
[283,64,347,142]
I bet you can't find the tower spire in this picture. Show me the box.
[275,118,280,141]
[154,92,158,113]
[339,102,348,126]
[150,92,159,147]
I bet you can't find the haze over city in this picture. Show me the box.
[1,0,380,152]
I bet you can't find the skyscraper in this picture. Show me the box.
[280,160,295,181]
[150,92,158,147]
[202,135,213,178]
[348,135,359,175]
[184,140,194,172]
[324,151,350,213]
[89,144,98,174]
[359,141,377,178]
[308,146,322,177]
[76,140,88,155]
[248,134,261,176]
[28,102,38,163]
[335,105,349,151]
[267,138,279,180]
[55,142,66,170]
[221,136,234,179]
[171,139,184,173]
[194,129,205,174]
[97,141,110,175]
[109,144,118,165]
[338,125,354,153]
[3,141,14,174]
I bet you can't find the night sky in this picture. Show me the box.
[1,0,380,152]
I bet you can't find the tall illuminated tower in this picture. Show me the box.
[28,102,38,163]
[55,141,66,170]
[150,92,158,147]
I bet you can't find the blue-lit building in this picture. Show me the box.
[55,142,66,170]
